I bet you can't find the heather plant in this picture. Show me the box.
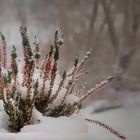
[0,27,126,139]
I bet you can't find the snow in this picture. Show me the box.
[66,94,80,104]
[0,100,4,111]
[31,108,43,124]
[0,133,93,140]
[22,115,88,135]
[0,92,139,140]
[1,67,8,75]
[81,93,140,140]
[80,100,112,115]
[0,110,92,140]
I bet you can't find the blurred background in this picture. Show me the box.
[0,0,140,139]
[0,0,140,99]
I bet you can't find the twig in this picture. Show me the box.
[85,118,126,139]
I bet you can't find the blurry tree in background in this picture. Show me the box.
[0,0,140,96]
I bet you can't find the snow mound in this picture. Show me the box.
[0,114,93,140]
[22,115,88,136]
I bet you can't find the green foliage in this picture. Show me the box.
[7,71,12,84]
[20,27,30,47]
[11,45,18,76]
[34,36,41,59]
[11,45,17,59]
[3,80,39,132]
[0,32,5,41]
[3,93,23,132]
[48,102,81,117]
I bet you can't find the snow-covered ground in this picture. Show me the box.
[82,92,140,140]
[0,91,139,140]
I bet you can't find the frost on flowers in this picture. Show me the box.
[0,27,126,139]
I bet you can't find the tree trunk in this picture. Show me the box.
[100,0,119,52]
[87,0,98,48]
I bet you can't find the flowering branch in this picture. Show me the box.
[0,33,7,69]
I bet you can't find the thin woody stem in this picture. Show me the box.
[80,76,114,102]
[85,118,126,139]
